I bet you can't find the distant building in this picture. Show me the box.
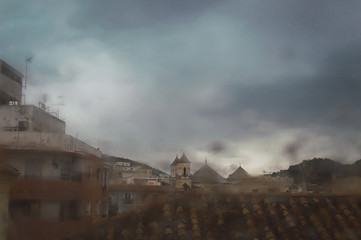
[325,176,361,194]
[226,166,291,193]
[170,153,191,189]
[191,160,228,191]
[227,165,250,182]
[222,176,292,194]
[106,155,168,186]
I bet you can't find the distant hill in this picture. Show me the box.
[102,154,167,177]
[270,158,361,184]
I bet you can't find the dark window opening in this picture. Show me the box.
[88,166,92,180]
[124,193,133,204]
[1,64,22,84]
[96,168,100,181]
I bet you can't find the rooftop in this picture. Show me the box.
[191,162,227,184]
[69,193,361,240]
[170,153,191,166]
[227,165,250,181]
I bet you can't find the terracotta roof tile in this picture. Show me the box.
[68,193,361,240]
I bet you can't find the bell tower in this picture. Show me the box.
[170,153,191,189]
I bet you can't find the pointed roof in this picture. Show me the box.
[179,153,191,163]
[191,162,227,184]
[227,165,250,181]
[171,153,191,166]
[170,155,180,166]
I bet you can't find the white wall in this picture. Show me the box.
[0,105,65,133]
[0,132,102,158]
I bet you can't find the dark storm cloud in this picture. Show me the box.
[208,140,226,154]
[69,0,218,31]
[199,42,361,133]
[2,0,361,173]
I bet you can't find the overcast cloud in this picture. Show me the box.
[1,0,361,175]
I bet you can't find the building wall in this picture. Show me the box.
[0,131,102,158]
[0,60,22,105]
[171,162,191,188]
[4,150,82,182]
[109,186,182,214]
[174,178,191,189]
[0,105,65,133]
[171,162,190,178]
[0,147,18,240]
[4,149,108,240]
[220,177,291,194]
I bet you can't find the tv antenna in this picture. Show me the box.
[24,56,32,90]
[22,56,32,105]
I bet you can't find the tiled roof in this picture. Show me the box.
[179,153,191,163]
[191,163,228,184]
[227,165,250,180]
[171,153,191,166]
[73,193,361,240]
[170,155,180,166]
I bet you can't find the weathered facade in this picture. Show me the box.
[2,137,109,240]
[0,59,110,240]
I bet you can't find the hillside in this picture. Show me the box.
[103,154,167,176]
[270,158,361,184]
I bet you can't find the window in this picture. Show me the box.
[103,169,108,191]
[23,160,42,179]
[18,121,29,131]
[88,166,92,180]
[9,200,40,220]
[140,194,146,202]
[96,168,100,181]
[95,201,100,215]
[124,193,132,204]
[1,63,22,84]
[85,201,91,216]
[60,160,71,180]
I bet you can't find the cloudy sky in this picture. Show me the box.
[2,0,361,175]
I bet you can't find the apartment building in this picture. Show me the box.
[0,59,109,240]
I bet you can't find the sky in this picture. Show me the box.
[1,0,361,175]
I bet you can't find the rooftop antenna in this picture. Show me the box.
[23,56,32,105]
[49,95,65,119]
[24,56,32,90]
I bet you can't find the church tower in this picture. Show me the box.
[170,153,191,189]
